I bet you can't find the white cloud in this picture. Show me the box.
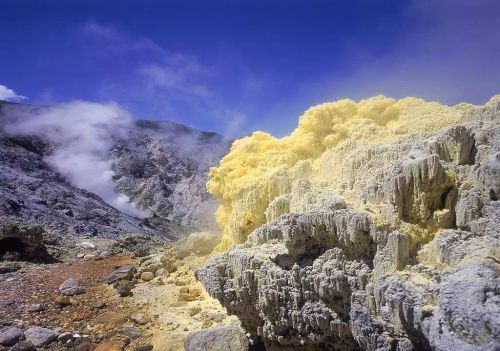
[0,84,26,101]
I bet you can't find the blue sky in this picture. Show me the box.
[0,0,499,136]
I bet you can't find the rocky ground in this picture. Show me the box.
[0,233,242,351]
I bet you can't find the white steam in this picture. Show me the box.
[4,101,148,218]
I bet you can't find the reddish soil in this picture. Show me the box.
[0,256,151,351]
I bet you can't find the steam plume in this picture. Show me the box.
[4,101,148,218]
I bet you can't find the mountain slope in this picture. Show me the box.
[0,100,230,240]
[110,119,230,233]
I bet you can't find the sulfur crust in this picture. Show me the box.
[207,95,477,250]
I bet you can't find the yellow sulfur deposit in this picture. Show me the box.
[207,95,477,250]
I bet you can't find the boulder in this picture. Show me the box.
[113,280,135,297]
[0,327,23,346]
[104,265,136,284]
[58,278,85,296]
[184,325,249,351]
[24,327,57,347]
[140,271,154,282]
[7,340,35,351]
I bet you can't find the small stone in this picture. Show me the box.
[0,327,23,346]
[188,306,201,317]
[129,312,150,326]
[55,295,72,307]
[140,272,154,282]
[59,279,85,296]
[93,342,122,351]
[24,327,58,347]
[113,280,134,297]
[28,303,44,312]
[57,332,73,343]
[104,265,136,284]
[178,286,201,302]
[134,344,153,351]
[8,340,35,351]
[121,327,142,340]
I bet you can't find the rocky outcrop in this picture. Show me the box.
[0,222,54,262]
[197,96,500,350]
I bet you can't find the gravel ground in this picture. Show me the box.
[0,256,156,351]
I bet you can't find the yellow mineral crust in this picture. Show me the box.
[208,95,477,250]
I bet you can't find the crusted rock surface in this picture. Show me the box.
[198,96,500,350]
[184,325,249,351]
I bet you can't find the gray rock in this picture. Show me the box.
[57,332,73,343]
[184,325,249,351]
[130,312,149,325]
[113,280,135,297]
[58,278,85,296]
[27,303,44,312]
[24,327,57,347]
[0,327,23,346]
[121,327,142,340]
[104,265,137,284]
[7,340,35,351]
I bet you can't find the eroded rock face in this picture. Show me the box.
[184,325,249,351]
[0,222,54,262]
[198,98,500,350]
